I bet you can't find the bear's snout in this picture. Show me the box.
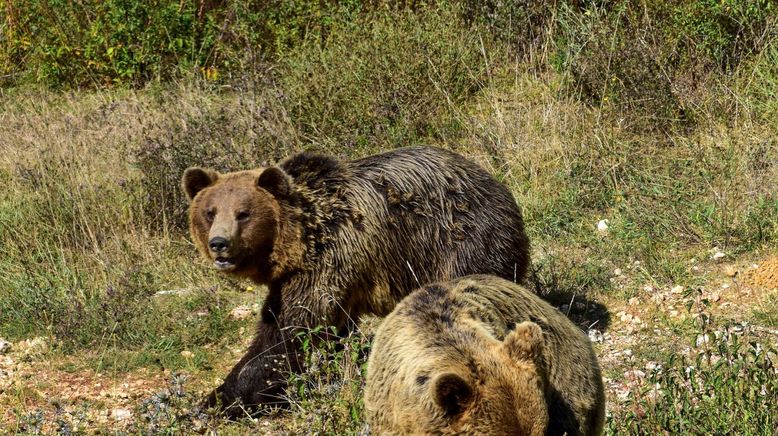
[209,236,230,253]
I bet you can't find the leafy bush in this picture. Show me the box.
[557,0,776,134]
[2,0,212,87]
[284,326,371,434]
[278,4,487,152]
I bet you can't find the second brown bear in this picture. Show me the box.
[181,146,530,414]
[365,275,606,436]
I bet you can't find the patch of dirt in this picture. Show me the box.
[743,256,778,290]
[0,346,172,432]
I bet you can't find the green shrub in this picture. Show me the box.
[2,0,212,87]
[278,4,487,152]
[557,0,776,134]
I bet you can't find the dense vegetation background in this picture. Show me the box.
[1,0,776,433]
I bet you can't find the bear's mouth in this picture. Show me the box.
[214,256,237,271]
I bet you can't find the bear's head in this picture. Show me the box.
[181,166,291,282]
[424,321,549,436]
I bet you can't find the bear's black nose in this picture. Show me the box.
[209,237,230,253]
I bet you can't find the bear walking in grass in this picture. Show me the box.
[365,275,605,436]
[181,146,530,415]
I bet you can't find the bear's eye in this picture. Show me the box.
[205,209,216,222]
[236,211,250,221]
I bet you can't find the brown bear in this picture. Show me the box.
[364,275,605,436]
[181,146,530,415]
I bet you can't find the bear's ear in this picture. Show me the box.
[432,373,474,417]
[504,321,544,362]
[256,167,290,197]
[182,167,219,201]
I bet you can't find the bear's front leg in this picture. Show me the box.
[203,321,302,418]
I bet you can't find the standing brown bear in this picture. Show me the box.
[365,275,606,436]
[181,146,530,415]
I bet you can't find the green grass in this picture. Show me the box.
[607,329,777,435]
[1,1,777,434]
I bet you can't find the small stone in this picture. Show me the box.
[712,251,726,261]
[230,306,253,320]
[588,330,603,343]
[180,350,194,359]
[0,340,11,354]
[709,292,721,302]
[614,268,622,276]
[19,337,49,358]
[111,408,132,421]
[643,284,654,293]
[695,334,711,347]
[671,285,684,294]
[721,283,730,289]
[597,219,609,232]
[623,349,633,357]
[628,297,640,306]
[624,369,645,379]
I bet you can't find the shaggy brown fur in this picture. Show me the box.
[181,146,530,414]
[365,275,605,436]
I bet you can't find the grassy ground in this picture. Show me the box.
[1,2,777,434]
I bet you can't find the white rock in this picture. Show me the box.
[0,340,11,354]
[19,337,48,357]
[588,330,603,343]
[111,408,132,421]
[597,219,609,232]
[624,369,645,379]
[671,285,684,294]
[229,306,253,320]
[712,251,725,261]
[180,350,194,359]
[614,268,622,276]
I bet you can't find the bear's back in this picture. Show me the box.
[349,147,530,296]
